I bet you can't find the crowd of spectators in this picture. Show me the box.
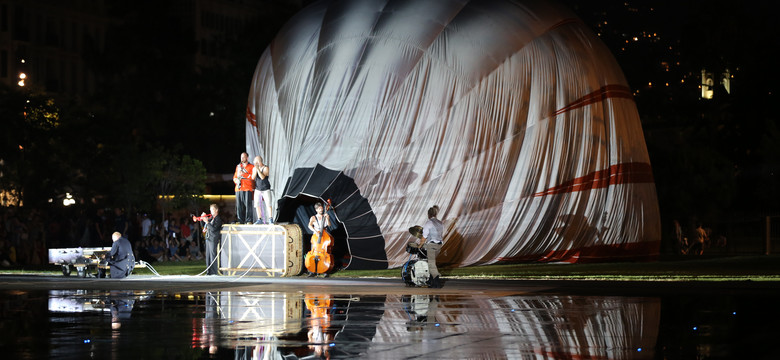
[0,205,209,267]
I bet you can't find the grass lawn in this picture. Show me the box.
[4,255,780,281]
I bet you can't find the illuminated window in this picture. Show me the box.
[701,69,714,99]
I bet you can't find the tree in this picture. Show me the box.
[0,84,72,207]
[148,148,208,225]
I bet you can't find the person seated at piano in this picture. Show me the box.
[106,232,134,279]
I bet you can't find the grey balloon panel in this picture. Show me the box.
[246,0,660,268]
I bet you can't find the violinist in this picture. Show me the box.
[201,204,222,275]
[233,152,255,224]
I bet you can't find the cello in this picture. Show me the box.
[305,200,334,275]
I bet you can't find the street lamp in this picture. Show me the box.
[18,72,26,87]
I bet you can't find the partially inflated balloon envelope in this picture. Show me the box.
[246,0,661,270]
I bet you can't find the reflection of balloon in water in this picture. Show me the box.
[246,0,660,269]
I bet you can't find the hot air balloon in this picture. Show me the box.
[246,0,660,270]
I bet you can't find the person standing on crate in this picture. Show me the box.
[233,152,255,224]
[106,232,134,279]
[421,205,444,288]
[252,156,274,225]
[201,204,223,275]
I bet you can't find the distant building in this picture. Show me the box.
[700,68,731,100]
[178,0,262,69]
[0,0,270,101]
[0,0,108,98]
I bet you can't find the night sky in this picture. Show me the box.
[4,0,779,216]
[72,1,780,172]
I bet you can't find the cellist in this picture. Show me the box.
[306,202,332,276]
[307,202,331,234]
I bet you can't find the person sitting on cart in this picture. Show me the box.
[106,232,134,279]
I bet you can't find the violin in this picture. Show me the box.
[191,213,213,222]
[234,164,252,191]
[305,200,334,275]
[193,213,213,234]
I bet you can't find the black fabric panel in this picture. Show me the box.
[285,167,315,195]
[278,164,388,270]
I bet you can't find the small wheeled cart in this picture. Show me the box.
[402,241,431,287]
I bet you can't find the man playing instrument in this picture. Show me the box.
[306,202,332,277]
[233,152,255,224]
[201,204,222,275]
[105,232,134,279]
[307,202,331,233]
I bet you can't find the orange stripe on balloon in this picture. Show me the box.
[552,84,633,117]
[533,162,654,197]
[246,107,257,128]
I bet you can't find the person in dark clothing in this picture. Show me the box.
[106,232,134,279]
[252,155,274,224]
[201,204,222,275]
[113,208,129,235]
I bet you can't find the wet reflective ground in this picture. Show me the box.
[1,277,779,359]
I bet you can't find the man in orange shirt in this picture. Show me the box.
[233,152,255,224]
